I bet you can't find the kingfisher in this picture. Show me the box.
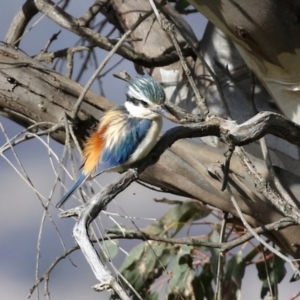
[56,75,173,208]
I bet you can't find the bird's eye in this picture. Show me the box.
[140,100,149,107]
[127,96,149,108]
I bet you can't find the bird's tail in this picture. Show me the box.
[56,173,88,208]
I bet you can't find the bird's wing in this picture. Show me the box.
[100,115,152,172]
[82,108,127,175]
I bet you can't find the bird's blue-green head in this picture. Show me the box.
[125,75,175,120]
[127,75,166,105]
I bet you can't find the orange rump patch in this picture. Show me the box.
[83,125,107,174]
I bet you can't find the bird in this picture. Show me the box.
[56,75,173,208]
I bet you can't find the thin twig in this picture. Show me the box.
[0,122,63,155]
[30,216,294,297]
[148,0,210,117]
[34,0,188,68]
[225,182,299,275]
[259,137,297,208]
[221,144,235,191]
[215,212,228,300]
[261,245,275,300]
[40,30,61,54]
[35,45,93,65]
[235,147,300,224]
[290,290,300,300]
[66,46,92,78]
[162,9,231,119]
[251,75,296,208]
[29,246,78,297]
[166,101,203,123]
[220,65,297,208]
[106,217,294,252]
[71,9,155,119]
[78,0,108,27]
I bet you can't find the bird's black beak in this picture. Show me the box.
[151,105,179,123]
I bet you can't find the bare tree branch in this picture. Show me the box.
[106,217,295,252]
[58,111,300,222]
[5,0,38,46]
[149,0,210,117]
[33,0,192,68]
[70,7,158,119]
[78,0,109,27]
[4,1,300,298]
[2,43,300,259]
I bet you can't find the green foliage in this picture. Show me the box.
[144,200,211,237]
[222,250,246,300]
[174,0,190,13]
[120,241,171,299]
[192,263,214,300]
[99,239,119,261]
[114,200,211,299]
[167,245,194,299]
[106,201,289,299]
[256,254,286,299]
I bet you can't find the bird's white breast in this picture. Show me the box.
[126,116,162,165]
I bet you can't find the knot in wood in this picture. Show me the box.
[161,19,174,32]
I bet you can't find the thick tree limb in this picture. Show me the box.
[62,110,300,258]
[4,0,300,296]
[1,44,300,257]
[188,0,300,125]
